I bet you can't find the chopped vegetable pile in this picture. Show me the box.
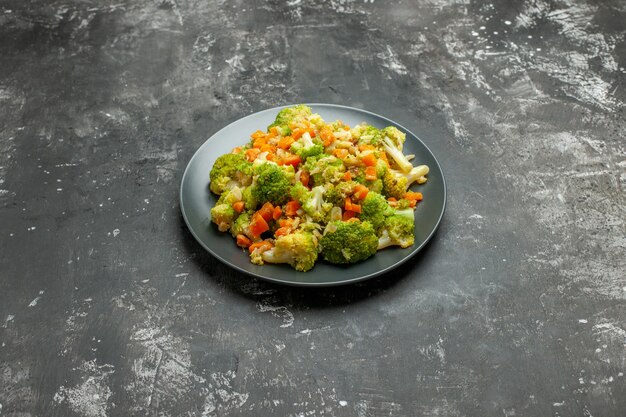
[209,105,429,272]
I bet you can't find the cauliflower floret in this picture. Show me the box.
[377,211,415,250]
[261,231,319,271]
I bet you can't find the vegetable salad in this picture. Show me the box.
[209,105,429,272]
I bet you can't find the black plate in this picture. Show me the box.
[180,104,446,286]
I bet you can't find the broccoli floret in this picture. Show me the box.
[325,181,357,207]
[360,192,394,231]
[210,204,237,232]
[230,211,252,238]
[209,154,253,195]
[395,199,412,210]
[365,179,383,193]
[241,186,258,211]
[303,155,346,186]
[320,220,378,264]
[382,126,406,150]
[290,181,308,201]
[382,169,406,199]
[251,163,294,206]
[268,104,312,135]
[261,231,319,271]
[377,213,414,250]
[382,166,429,199]
[290,132,324,160]
[352,124,383,146]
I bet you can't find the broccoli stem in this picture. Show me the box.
[377,230,394,250]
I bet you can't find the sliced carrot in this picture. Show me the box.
[248,240,273,253]
[404,191,423,201]
[281,154,302,167]
[333,148,349,159]
[409,199,417,208]
[379,152,389,165]
[350,203,361,213]
[274,227,290,237]
[353,184,369,200]
[249,213,269,236]
[292,128,305,140]
[320,127,335,146]
[232,147,243,154]
[342,210,357,221]
[342,171,352,181]
[300,170,310,187]
[232,201,245,213]
[266,153,276,162]
[278,136,295,150]
[285,200,301,216]
[251,130,267,140]
[344,198,353,212]
[358,144,376,152]
[253,137,266,149]
[307,129,316,137]
[388,198,398,208]
[260,143,276,153]
[272,206,282,220]
[279,218,294,228]
[361,153,377,167]
[236,234,252,248]
[269,127,280,136]
[257,202,274,222]
[364,166,377,181]
[245,148,261,162]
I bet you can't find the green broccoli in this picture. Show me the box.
[209,153,253,195]
[303,155,345,186]
[290,183,332,222]
[241,186,258,211]
[352,124,383,146]
[290,132,324,160]
[210,203,238,232]
[395,199,412,210]
[251,163,294,206]
[230,211,252,238]
[382,166,429,199]
[360,192,394,231]
[290,181,309,201]
[382,126,406,150]
[325,181,357,207]
[377,212,414,250]
[261,231,319,271]
[268,104,312,135]
[320,220,378,264]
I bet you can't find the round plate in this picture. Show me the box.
[180,104,446,286]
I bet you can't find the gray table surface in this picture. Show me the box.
[1,0,625,416]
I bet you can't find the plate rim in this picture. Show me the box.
[180,103,447,286]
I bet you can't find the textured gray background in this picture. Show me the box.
[0,0,625,416]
